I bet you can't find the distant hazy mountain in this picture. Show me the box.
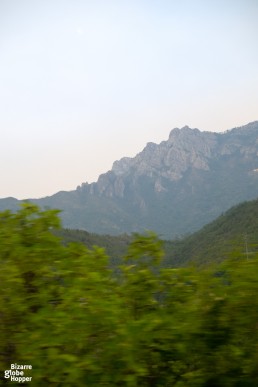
[1,121,258,238]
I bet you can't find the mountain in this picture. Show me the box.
[166,197,258,266]
[1,121,258,238]
[55,197,258,268]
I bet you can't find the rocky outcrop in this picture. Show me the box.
[79,124,247,199]
[111,127,218,182]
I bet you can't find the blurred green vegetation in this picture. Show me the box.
[1,204,258,385]
[54,228,131,268]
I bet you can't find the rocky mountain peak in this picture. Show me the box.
[75,122,258,234]
[112,157,133,176]
[168,125,199,140]
[2,121,258,238]
[111,126,218,183]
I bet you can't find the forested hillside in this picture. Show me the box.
[1,204,258,385]
[55,228,131,267]
[167,197,258,266]
[56,197,258,268]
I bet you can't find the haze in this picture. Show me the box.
[0,0,257,199]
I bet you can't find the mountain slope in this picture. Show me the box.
[54,197,258,269]
[1,121,258,238]
[166,197,258,266]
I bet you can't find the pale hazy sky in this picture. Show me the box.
[0,0,257,199]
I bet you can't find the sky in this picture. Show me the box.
[0,0,257,199]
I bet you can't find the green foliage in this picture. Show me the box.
[166,197,258,266]
[55,227,131,267]
[1,204,258,385]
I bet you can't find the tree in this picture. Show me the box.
[1,204,258,385]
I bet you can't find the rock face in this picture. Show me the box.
[111,126,217,185]
[1,121,258,238]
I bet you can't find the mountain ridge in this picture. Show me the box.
[1,121,258,238]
